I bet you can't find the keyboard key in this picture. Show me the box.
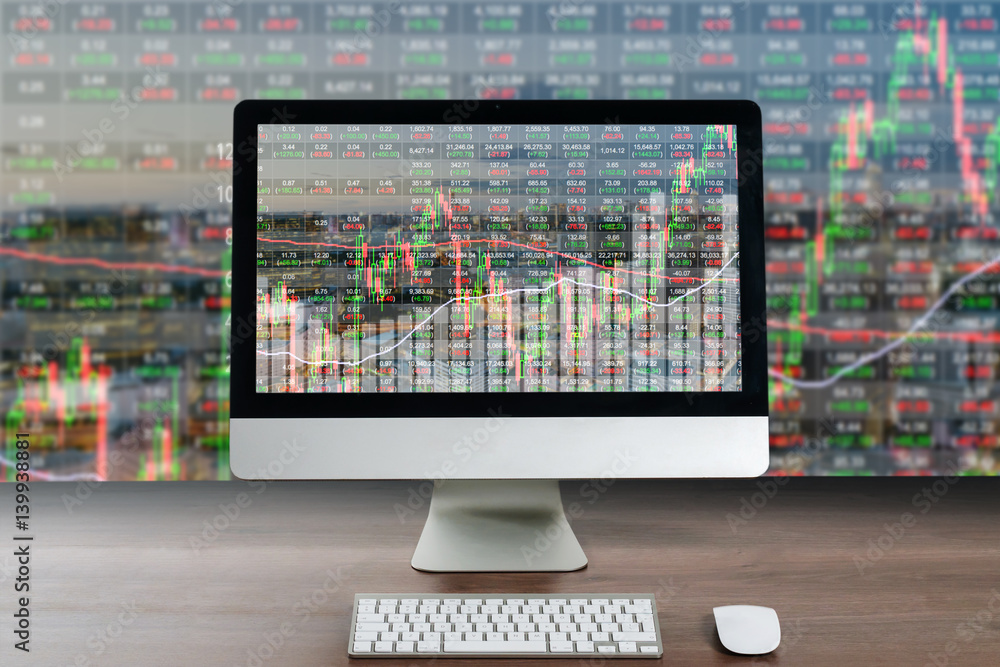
[352,642,372,653]
[598,644,617,653]
[374,641,394,653]
[417,641,440,653]
[640,645,660,654]
[354,632,379,642]
[619,641,637,653]
[397,641,414,653]
[576,641,595,653]
[357,613,384,623]
[402,632,419,642]
[355,623,390,633]
[613,631,657,642]
[550,641,573,652]
[444,641,548,653]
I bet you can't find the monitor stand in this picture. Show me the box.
[411,480,588,572]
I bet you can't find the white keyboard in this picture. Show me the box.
[348,594,663,658]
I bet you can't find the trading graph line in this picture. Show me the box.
[769,251,1000,390]
[0,246,226,277]
[257,252,739,367]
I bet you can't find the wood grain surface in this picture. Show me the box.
[3,478,999,666]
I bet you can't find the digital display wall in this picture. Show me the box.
[1,1,999,480]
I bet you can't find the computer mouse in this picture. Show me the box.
[713,605,781,655]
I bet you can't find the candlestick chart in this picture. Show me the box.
[254,123,741,394]
[2,0,999,478]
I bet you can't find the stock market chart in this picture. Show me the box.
[1,0,999,480]
[255,123,741,394]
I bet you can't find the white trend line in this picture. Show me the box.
[770,251,1000,390]
[258,252,740,367]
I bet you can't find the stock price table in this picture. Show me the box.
[1,0,999,479]
[255,123,741,394]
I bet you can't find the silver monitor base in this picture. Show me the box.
[411,480,588,572]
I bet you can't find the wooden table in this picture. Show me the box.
[5,478,999,665]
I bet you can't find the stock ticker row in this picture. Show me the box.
[1,0,1000,479]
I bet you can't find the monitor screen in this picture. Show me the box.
[253,122,742,395]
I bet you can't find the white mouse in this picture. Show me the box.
[713,605,781,655]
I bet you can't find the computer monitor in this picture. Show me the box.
[230,100,767,572]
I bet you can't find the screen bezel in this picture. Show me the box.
[232,100,766,419]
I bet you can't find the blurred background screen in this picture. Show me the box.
[2,0,999,481]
